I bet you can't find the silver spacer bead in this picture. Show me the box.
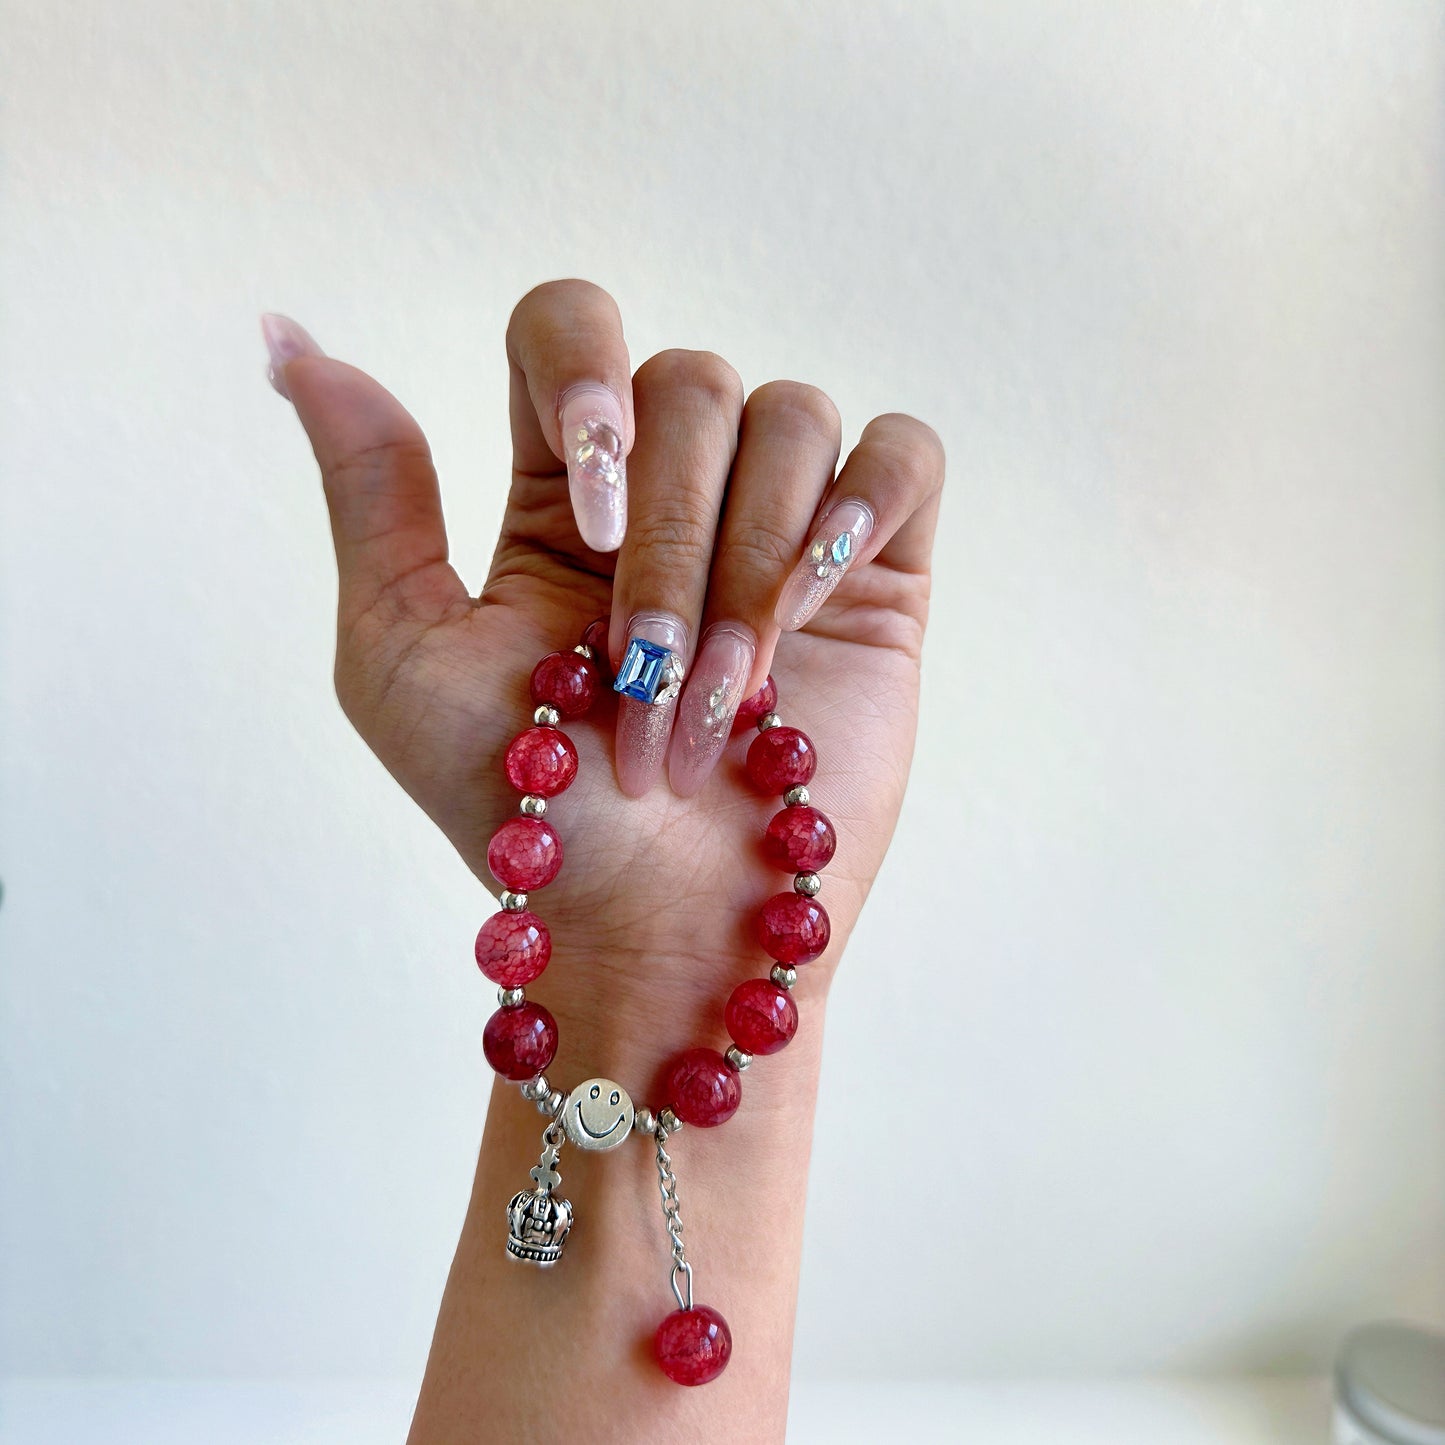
[633,1107,657,1137]
[794,871,822,897]
[545,1089,565,1116]
[572,642,595,660]
[498,986,525,1008]
[771,963,798,990]
[519,794,547,818]
[658,1108,683,1135]
[520,1075,548,1101]
[499,890,528,912]
[725,1046,752,1072]
[533,703,561,727]
[784,785,810,807]
[756,711,782,731]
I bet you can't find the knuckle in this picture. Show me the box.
[506,278,620,357]
[636,349,743,414]
[626,508,716,568]
[324,436,435,498]
[863,412,946,483]
[745,381,840,442]
[725,521,797,576]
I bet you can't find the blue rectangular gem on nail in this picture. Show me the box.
[614,637,680,704]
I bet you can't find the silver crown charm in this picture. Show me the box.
[506,1122,572,1266]
[506,1186,572,1266]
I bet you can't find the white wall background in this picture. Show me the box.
[2,0,1441,1387]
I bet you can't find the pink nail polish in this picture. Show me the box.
[774,499,875,631]
[260,313,324,401]
[667,624,757,798]
[614,611,689,797]
[559,386,627,553]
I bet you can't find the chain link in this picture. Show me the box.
[654,1128,693,1310]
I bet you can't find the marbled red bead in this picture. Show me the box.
[725,978,799,1055]
[482,1001,558,1081]
[530,652,600,719]
[732,674,777,733]
[474,909,552,987]
[654,1305,732,1386]
[761,804,836,872]
[581,617,612,679]
[504,726,579,797]
[745,725,817,793]
[757,892,831,964]
[662,1047,742,1128]
[487,817,563,891]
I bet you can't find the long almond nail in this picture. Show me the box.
[560,386,627,553]
[666,624,757,798]
[775,499,875,631]
[260,313,324,401]
[613,612,689,797]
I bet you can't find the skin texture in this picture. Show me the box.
[269,280,944,1443]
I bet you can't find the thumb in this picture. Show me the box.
[262,314,467,636]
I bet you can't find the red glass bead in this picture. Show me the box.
[732,674,777,733]
[757,892,831,964]
[654,1305,732,1386]
[530,652,599,719]
[504,726,579,797]
[725,978,799,1055]
[662,1048,742,1128]
[482,1001,558,1081]
[474,909,552,988]
[745,725,816,792]
[581,617,611,679]
[761,804,836,872]
[487,817,563,891]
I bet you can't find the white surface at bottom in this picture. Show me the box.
[0,1377,1332,1443]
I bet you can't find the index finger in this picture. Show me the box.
[506,279,634,553]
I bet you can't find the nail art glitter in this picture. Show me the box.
[776,499,875,632]
[559,387,628,553]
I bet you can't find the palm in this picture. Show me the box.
[339,467,926,1015]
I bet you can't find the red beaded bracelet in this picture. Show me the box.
[475,619,835,1387]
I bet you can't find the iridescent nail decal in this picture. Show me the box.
[775,499,875,631]
[666,624,757,797]
[559,386,627,553]
[615,611,689,797]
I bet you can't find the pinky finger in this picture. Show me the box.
[773,413,945,632]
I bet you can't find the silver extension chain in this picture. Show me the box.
[653,1127,693,1311]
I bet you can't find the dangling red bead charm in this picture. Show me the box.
[654,1305,733,1386]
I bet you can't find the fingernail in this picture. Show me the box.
[559,385,627,553]
[261,313,324,401]
[613,612,689,797]
[666,624,757,798]
[775,499,875,631]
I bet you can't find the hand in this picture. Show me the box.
[265,281,944,1438]
[264,281,944,1084]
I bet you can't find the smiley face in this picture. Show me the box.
[562,1077,634,1152]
